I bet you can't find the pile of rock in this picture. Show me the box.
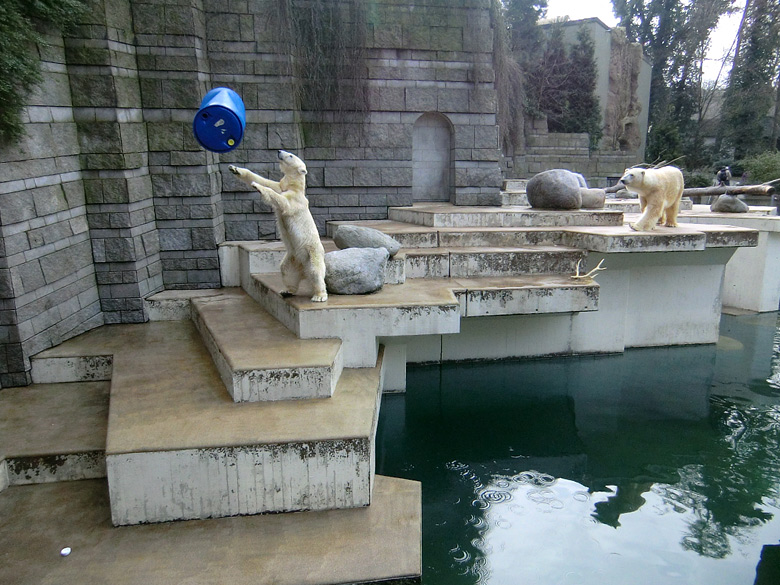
[325,226,402,295]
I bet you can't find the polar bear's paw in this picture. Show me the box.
[311,292,328,302]
[629,222,654,232]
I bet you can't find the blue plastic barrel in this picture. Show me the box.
[193,87,246,153]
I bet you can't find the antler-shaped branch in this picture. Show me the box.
[571,258,606,280]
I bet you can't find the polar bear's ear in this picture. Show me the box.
[639,169,645,177]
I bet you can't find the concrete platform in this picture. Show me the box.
[191,289,343,402]
[30,321,385,525]
[389,203,624,227]
[0,476,421,585]
[679,208,780,312]
[0,382,108,485]
[605,197,694,213]
[245,273,462,367]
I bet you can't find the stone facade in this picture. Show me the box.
[0,0,502,386]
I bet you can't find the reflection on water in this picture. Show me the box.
[376,313,780,584]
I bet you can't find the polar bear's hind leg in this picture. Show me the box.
[664,201,680,227]
[280,254,303,296]
[304,248,328,302]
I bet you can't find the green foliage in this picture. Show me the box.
[524,25,603,149]
[561,27,603,149]
[681,169,713,188]
[739,151,780,184]
[720,0,780,158]
[492,0,548,153]
[525,25,569,131]
[0,0,88,144]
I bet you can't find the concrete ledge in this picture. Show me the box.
[560,225,707,253]
[246,274,462,367]
[389,203,624,228]
[0,382,109,485]
[605,198,694,213]
[451,275,599,317]
[191,290,343,403]
[0,476,421,585]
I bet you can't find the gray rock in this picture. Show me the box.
[325,247,389,295]
[710,194,749,213]
[526,169,583,210]
[573,172,588,188]
[579,188,606,209]
[333,225,402,257]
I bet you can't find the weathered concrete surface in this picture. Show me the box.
[246,273,462,367]
[0,382,109,485]
[191,289,343,402]
[0,476,421,585]
[389,203,623,228]
[680,208,780,312]
[103,323,381,524]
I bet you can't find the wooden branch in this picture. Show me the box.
[682,184,776,197]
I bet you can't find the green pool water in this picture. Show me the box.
[376,313,780,584]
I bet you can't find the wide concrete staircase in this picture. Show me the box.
[0,188,758,585]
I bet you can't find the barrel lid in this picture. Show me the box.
[193,105,244,153]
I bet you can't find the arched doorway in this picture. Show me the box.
[412,113,453,202]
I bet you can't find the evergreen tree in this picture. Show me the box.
[720,0,780,157]
[526,25,570,130]
[563,27,603,149]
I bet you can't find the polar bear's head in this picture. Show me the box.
[277,150,307,178]
[619,167,645,187]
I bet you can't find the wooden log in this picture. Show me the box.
[682,184,775,197]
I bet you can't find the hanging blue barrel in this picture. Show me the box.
[193,87,246,153]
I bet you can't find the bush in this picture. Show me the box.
[739,151,780,184]
[682,170,713,188]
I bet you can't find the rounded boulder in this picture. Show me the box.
[526,169,583,210]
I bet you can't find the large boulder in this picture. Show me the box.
[324,247,389,295]
[526,169,583,209]
[333,225,402,257]
[710,194,749,213]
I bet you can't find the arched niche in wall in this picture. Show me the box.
[412,112,453,202]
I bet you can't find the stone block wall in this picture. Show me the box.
[0,29,102,386]
[0,0,501,385]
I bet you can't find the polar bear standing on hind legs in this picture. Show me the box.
[619,165,685,232]
[229,150,328,302]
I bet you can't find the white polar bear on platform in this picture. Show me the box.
[229,150,327,302]
[619,165,685,232]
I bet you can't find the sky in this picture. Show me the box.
[544,0,745,82]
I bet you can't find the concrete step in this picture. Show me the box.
[0,476,421,585]
[389,202,623,227]
[245,273,461,368]
[191,289,343,402]
[0,381,108,486]
[400,245,585,278]
[244,272,599,366]
[502,178,528,192]
[605,197,694,213]
[502,191,528,206]
[30,320,384,525]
